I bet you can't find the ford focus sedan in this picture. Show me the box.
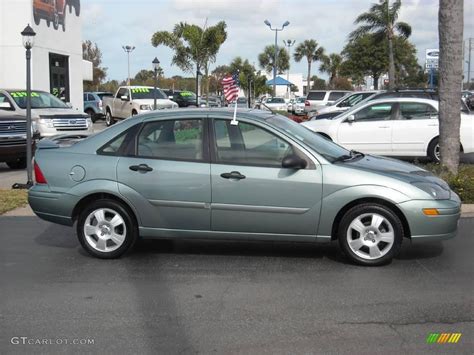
[28,109,461,265]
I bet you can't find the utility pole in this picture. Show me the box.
[467,38,472,86]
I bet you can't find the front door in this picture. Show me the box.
[337,102,395,155]
[116,117,211,230]
[210,118,322,236]
[49,53,69,103]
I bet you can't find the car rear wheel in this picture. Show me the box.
[338,204,403,266]
[85,109,96,123]
[105,110,114,126]
[7,158,26,170]
[77,199,138,259]
[428,137,440,162]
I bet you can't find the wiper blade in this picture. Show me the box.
[334,150,365,163]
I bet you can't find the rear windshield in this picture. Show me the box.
[307,92,326,100]
[267,98,285,103]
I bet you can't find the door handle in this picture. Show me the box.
[129,164,153,173]
[220,171,246,180]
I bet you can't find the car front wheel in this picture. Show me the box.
[77,199,138,259]
[338,204,403,266]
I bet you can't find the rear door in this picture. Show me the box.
[209,117,322,236]
[391,102,439,155]
[116,117,211,230]
[337,102,395,154]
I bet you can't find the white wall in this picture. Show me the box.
[0,0,88,110]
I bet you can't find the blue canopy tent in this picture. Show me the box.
[265,76,293,86]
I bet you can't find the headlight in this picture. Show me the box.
[140,104,151,110]
[86,118,92,127]
[38,118,53,128]
[411,181,450,200]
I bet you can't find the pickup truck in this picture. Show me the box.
[0,89,93,138]
[103,86,178,126]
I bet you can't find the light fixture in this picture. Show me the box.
[21,24,36,49]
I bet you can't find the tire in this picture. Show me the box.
[105,110,115,126]
[85,109,96,123]
[74,0,80,16]
[61,12,66,32]
[76,199,138,259]
[7,158,26,170]
[427,137,440,162]
[338,203,403,266]
[131,110,138,116]
[33,11,41,25]
[46,19,51,27]
[53,12,59,30]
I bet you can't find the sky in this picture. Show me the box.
[81,0,474,82]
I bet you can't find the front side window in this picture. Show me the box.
[354,103,394,122]
[214,120,294,167]
[399,103,437,120]
[116,88,126,98]
[137,119,204,161]
[0,93,13,110]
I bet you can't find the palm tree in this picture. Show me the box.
[293,39,325,96]
[320,53,343,88]
[349,0,411,89]
[151,21,227,100]
[258,45,290,76]
[438,0,463,174]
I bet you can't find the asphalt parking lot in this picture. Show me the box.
[1,216,473,354]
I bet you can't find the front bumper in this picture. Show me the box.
[397,195,461,242]
[0,137,37,162]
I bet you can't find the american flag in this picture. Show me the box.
[222,72,239,103]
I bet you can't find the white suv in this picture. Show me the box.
[304,90,350,113]
[302,98,473,162]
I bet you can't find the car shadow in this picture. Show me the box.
[34,224,445,263]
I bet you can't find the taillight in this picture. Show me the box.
[34,161,47,184]
[98,101,102,108]
[305,100,310,106]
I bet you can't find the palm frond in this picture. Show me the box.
[395,21,412,38]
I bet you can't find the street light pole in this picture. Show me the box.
[122,45,135,85]
[20,24,36,188]
[152,57,160,110]
[283,39,295,98]
[264,20,290,97]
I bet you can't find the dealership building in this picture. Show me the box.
[0,0,91,110]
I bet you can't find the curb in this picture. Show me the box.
[2,204,474,218]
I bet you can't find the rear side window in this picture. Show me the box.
[137,119,204,161]
[307,92,326,100]
[328,92,347,101]
[399,103,437,120]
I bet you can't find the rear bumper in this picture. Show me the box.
[397,196,461,242]
[28,187,78,226]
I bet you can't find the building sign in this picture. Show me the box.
[33,0,81,32]
[425,49,439,71]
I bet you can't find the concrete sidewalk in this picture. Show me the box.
[3,203,474,218]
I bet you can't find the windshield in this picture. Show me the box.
[179,91,197,101]
[237,97,247,103]
[337,92,375,107]
[266,114,350,162]
[130,87,167,100]
[267,98,285,104]
[8,90,69,109]
[297,97,306,103]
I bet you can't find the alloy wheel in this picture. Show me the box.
[83,208,127,252]
[346,213,395,260]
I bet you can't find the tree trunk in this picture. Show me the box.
[387,35,396,89]
[439,0,463,174]
[306,61,312,95]
[373,74,379,90]
[205,65,210,107]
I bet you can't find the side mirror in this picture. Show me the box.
[282,154,307,169]
[0,102,12,110]
[346,114,355,123]
[121,95,129,101]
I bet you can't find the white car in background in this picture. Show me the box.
[304,90,351,113]
[302,98,473,162]
[315,91,379,115]
[290,96,306,115]
[262,97,287,111]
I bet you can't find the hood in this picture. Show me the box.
[340,154,450,190]
[134,99,177,108]
[32,108,88,118]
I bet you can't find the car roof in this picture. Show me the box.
[362,97,438,105]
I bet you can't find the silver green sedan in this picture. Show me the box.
[28,109,461,265]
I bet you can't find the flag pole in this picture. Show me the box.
[231,97,238,125]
